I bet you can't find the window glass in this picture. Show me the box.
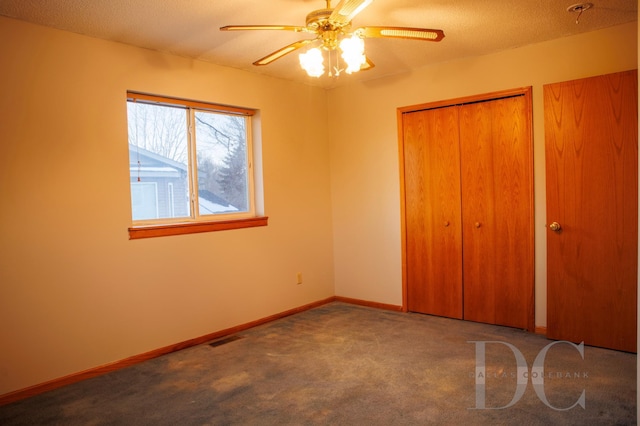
[128,102,190,221]
[194,110,248,215]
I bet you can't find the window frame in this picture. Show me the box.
[126,92,267,239]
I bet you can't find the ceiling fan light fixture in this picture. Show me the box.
[299,47,325,77]
[340,35,367,74]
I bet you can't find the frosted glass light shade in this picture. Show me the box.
[339,36,366,74]
[299,48,325,78]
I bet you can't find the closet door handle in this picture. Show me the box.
[549,221,562,232]
[474,222,481,228]
[444,221,450,227]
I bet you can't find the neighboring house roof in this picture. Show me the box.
[199,189,237,214]
[129,166,181,179]
[129,144,188,172]
[199,198,238,214]
[199,190,232,207]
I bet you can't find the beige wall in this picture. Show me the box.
[0,17,335,395]
[328,21,638,325]
[0,15,637,397]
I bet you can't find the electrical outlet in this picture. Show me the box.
[296,273,303,285]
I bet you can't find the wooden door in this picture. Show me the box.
[544,70,638,352]
[403,107,463,318]
[459,96,534,330]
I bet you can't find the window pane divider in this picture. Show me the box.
[187,109,199,219]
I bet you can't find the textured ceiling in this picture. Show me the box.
[0,0,637,88]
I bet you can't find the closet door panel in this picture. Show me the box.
[403,107,463,318]
[459,102,498,324]
[490,96,534,329]
[460,96,533,329]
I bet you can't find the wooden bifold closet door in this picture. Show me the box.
[401,89,534,331]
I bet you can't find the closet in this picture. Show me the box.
[399,88,534,330]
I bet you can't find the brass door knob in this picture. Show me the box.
[549,222,562,232]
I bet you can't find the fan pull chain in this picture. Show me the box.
[328,49,334,77]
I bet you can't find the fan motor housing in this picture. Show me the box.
[306,8,344,31]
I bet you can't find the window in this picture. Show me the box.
[127,92,266,238]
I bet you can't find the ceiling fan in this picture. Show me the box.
[220,0,445,77]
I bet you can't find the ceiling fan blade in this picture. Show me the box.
[253,39,316,66]
[220,25,309,33]
[329,0,373,26]
[356,26,445,42]
[361,57,375,71]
